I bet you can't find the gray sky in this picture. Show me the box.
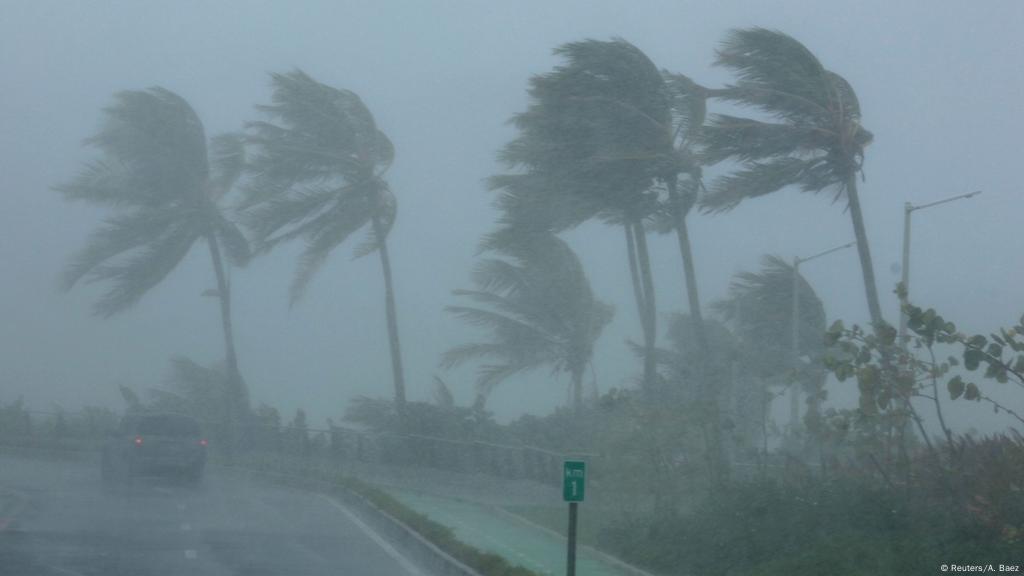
[2,0,1022,430]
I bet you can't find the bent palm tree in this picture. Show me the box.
[713,255,828,430]
[56,87,251,424]
[492,39,672,392]
[242,70,406,407]
[699,28,881,328]
[442,233,613,412]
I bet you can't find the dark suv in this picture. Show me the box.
[102,413,207,482]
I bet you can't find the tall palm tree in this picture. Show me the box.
[442,233,613,412]
[242,70,407,408]
[56,87,251,424]
[699,28,881,328]
[492,39,674,392]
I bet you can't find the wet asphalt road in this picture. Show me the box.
[0,455,430,576]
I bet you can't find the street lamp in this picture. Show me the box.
[899,191,982,349]
[790,241,856,431]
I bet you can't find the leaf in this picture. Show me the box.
[964,348,982,371]
[877,323,897,346]
[986,343,1003,359]
[964,382,980,401]
[947,376,965,400]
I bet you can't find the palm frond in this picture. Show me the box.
[54,160,144,207]
[497,39,673,219]
[90,221,201,316]
[714,28,830,122]
[285,186,382,303]
[700,157,824,213]
[83,87,209,204]
[663,72,708,145]
[242,185,342,250]
[440,343,509,370]
[701,114,830,165]
[713,254,827,363]
[476,362,538,399]
[443,233,611,403]
[247,69,390,187]
[702,28,872,214]
[61,207,190,291]
[209,133,247,199]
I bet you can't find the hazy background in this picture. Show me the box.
[1,1,1021,430]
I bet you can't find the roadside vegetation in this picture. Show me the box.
[24,24,1022,576]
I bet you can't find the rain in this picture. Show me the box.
[1,2,1022,575]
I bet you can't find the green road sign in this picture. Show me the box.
[563,460,586,502]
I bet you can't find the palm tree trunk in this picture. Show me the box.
[571,366,584,414]
[206,232,248,455]
[372,216,407,409]
[845,176,884,328]
[668,181,726,486]
[624,224,648,335]
[206,233,248,414]
[668,183,707,343]
[631,221,658,392]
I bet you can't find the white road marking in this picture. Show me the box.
[184,549,198,560]
[318,494,423,576]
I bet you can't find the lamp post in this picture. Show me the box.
[790,241,855,431]
[899,191,982,349]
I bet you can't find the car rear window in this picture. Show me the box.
[131,415,200,437]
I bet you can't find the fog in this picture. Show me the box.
[1,0,1021,431]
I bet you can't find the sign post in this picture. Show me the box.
[563,460,585,576]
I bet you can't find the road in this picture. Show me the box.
[0,454,432,576]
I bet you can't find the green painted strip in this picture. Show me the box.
[388,489,630,576]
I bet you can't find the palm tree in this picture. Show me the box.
[56,87,251,424]
[653,314,738,395]
[699,28,881,328]
[442,233,613,412]
[492,39,675,392]
[713,255,828,433]
[242,70,407,408]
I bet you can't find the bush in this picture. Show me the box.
[598,477,1020,576]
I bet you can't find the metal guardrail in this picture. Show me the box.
[0,408,588,486]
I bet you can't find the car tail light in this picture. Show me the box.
[134,436,143,446]
[198,439,208,447]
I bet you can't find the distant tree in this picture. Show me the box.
[56,88,251,426]
[714,255,828,403]
[150,356,229,421]
[442,233,613,412]
[242,70,406,409]
[149,356,231,447]
[287,408,310,455]
[651,313,739,401]
[714,255,829,458]
[698,28,881,330]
